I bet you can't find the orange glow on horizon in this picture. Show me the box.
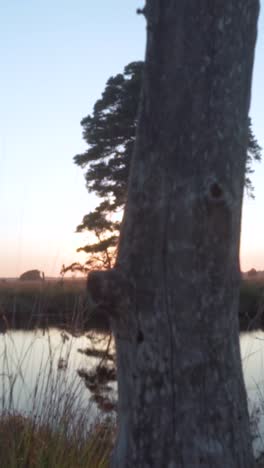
[240,251,264,273]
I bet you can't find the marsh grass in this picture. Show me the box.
[0,413,113,468]
[0,279,109,332]
[0,324,115,467]
[1,278,264,332]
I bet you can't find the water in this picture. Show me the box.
[0,328,114,427]
[1,328,264,455]
[241,330,264,456]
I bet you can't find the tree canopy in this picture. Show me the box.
[66,61,261,273]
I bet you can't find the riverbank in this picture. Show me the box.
[1,283,264,465]
[0,324,115,467]
[0,279,109,332]
[0,412,113,468]
[0,278,264,332]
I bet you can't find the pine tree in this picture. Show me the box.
[68,61,261,273]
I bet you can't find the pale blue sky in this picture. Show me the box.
[0,1,263,277]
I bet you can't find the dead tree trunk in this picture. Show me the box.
[87,1,259,466]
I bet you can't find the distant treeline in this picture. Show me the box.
[0,281,109,333]
[239,280,264,331]
[0,279,263,333]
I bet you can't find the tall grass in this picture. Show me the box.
[0,325,115,467]
[0,279,109,332]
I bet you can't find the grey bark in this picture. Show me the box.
[88,1,260,467]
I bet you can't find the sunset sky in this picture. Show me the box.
[0,1,264,278]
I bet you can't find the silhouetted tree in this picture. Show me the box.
[67,62,142,273]
[20,270,43,281]
[248,267,258,277]
[72,61,261,273]
[246,118,262,197]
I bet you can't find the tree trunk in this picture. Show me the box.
[88,1,260,466]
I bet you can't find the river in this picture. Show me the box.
[0,328,116,430]
[0,328,264,455]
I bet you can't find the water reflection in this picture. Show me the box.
[0,328,102,425]
[241,330,264,456]
[1,328,264,455]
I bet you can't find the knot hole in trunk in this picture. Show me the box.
[137,330,144,344]
[209,182,223,200]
